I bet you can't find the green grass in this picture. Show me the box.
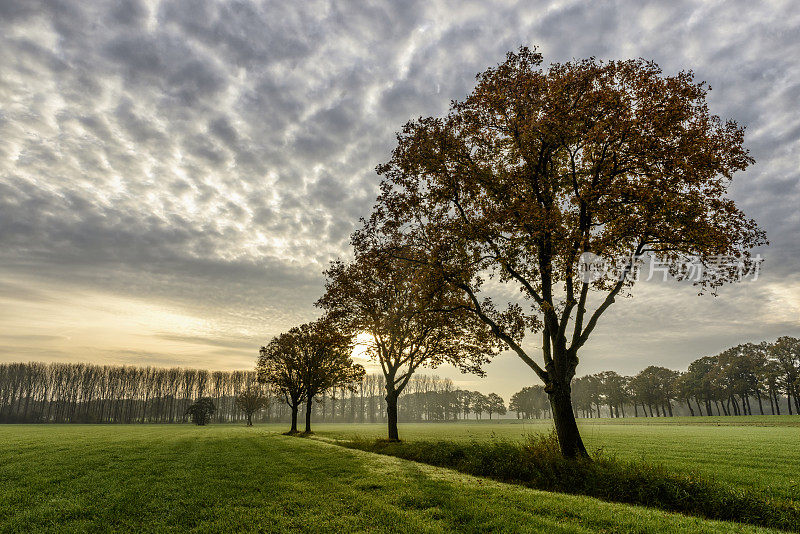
[308,416,800,502]
[0,424,787,533]
[339,433,799,531]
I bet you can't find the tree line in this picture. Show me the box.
[0,361,510,424]
[568,337,800,419]
[507,337,800,419]
[0,362,263,424]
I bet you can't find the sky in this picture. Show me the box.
[1,0,799,400]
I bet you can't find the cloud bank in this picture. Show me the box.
[1,0,798,396]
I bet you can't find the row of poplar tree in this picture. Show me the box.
[3,335,797,424]
[0,361,509,424]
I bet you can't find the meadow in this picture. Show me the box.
[0,418,797,533]
[313,416,800,502]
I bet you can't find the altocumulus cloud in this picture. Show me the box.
[0,0,798,395]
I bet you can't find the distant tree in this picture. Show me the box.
[258,333,306,433]
[295,318,365,433]
[770,337,800,414]
[509,388,537,419]
[632,366,678,417]
[459,390,476,420]
[317,249,500,440]
[235,386,270,426]
[363,47,766,456]
[597,371,629,418]
[758,347,784,415]
[185,397,216,426]
[486,393,506,419]
[675,372,700,416]
[714,344,760,415]
[471,392,489,419]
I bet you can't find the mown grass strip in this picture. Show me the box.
[336,432,800,532]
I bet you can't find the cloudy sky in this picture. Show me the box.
[1,0,798,398]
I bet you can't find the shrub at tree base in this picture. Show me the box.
[342,433,799,532]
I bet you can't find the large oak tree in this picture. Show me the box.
[364,47,766,456]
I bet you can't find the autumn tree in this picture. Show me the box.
[317,249,500,440]
[257,332,306,433]
[294,318,365,433]
[235,385,270,426]
[363,47,766,456]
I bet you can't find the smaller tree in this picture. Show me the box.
[235,386,270,426]
[186,397,216,426]
[296,317,366,433]
[258,332,306,433]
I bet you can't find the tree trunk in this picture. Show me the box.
[786,379,793,414]
[686,399,695,416]
[246,412,253,426]
[756,390,764,415]
[547,380,588,459]
[290,403,299,432]
[305,398,313,433]
[386,390,400,441]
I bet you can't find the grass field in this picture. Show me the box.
[0,419,797,533]
[310,416,800,502]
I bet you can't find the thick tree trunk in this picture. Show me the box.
[686,399,695,416]
[246,412,253,426]
[305,398,313,433]
[547,380,588,459]
[386,390,400,441]
[290,404,299,432]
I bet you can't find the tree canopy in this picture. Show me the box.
[361,47,766,456]
[257,318,364,434]
[317,248,501,440]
